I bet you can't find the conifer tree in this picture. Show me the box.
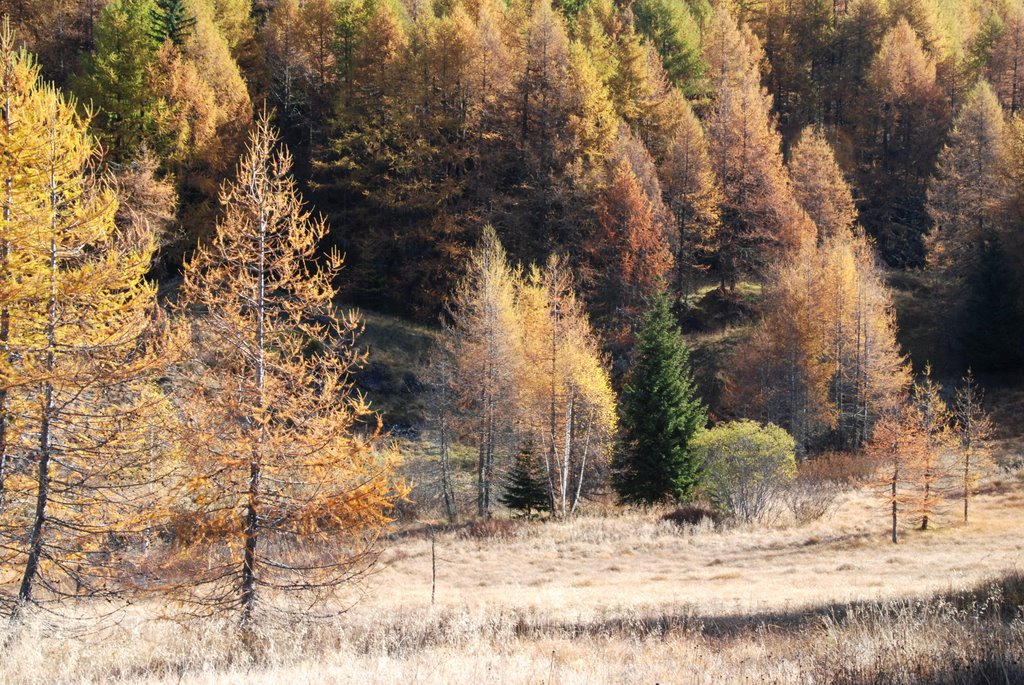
[953,370,992,523]
[150,0,198,46]
[0,22,48,515]
[517,255,616,516]
[926,81,1006,277]
[703,7,814,289]
[0,42,168,617]
[910,365,953,531]
[659,100,721,303]
[867,402,927,543]
[591,156,673,343]
[961,235,1024,370]
[729,228,909,451]
[499,441,549,517]
[74,0,166,161]
[989,1,1024,114]
[613,292,706,504]
[789,126,858,243]
[440,226,523,518]
[858,18,948,265]
[174,116,406,625]
[631,0,705,94]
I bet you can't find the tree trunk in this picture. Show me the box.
[240,451,261,625]
[241,198,269,625]
[891,471,898,544]
[16,220,59,616]
[963,449,970,523]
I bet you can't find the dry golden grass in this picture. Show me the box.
[368,479,1024,619]
[3,474,1023,684]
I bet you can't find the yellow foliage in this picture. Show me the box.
[175,115,406,622]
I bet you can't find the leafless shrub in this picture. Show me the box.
[457,518,523,541]
[661,505,723,528]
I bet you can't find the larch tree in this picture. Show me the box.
[658,99,721,303]
[926,80,1006,277]
[703,7,813,290]
[0,22,48,516]
[729,227,909,451]
[174,116,406,625]
[867,401,927,544]
[953,369,992,523]
[517,255,616,516]
[590,155,673,344]
[727,244,834,452]
[858,17,948,266]
[909,365,953,531]
[788,126,858,243]
[514,0,573,175]
[823,229,909,448]
[989,1,1024,114]
[440,225,523,518]
[0,50,168,618]
[613,292,706,505]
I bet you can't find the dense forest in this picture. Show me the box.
[0,0,1023,631]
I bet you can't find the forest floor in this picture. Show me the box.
[4,471,1024,684]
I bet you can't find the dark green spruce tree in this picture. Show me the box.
[613,292,707,504]
[500,441,549,517]
[150,0,197,46]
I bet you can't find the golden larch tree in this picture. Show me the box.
[0,36,167,618]
[439,225,523,518]
[174,116,406,624]
[728,228,908,452]
[516,256,616,516]
[0,22,49,515]
[788,126,858,243]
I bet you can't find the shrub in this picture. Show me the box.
[458,519,523,540]
[661,504,723,527]
[692,420,797,523]
[782,452,849,523]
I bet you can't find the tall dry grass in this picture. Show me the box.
[1,575,1021,684]
[2,477,1023,684]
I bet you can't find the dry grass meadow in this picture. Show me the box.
[3,463,1024,685]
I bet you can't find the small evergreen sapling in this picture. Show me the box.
[500,441,549,517]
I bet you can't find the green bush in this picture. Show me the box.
[692,420,796,523]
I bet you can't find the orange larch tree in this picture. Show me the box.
[867,401,928,544]
[788,126,858,244]
[174,116,406,625]
[659,98,721,303]
[590,154,673,345]
[703,6,814,290]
